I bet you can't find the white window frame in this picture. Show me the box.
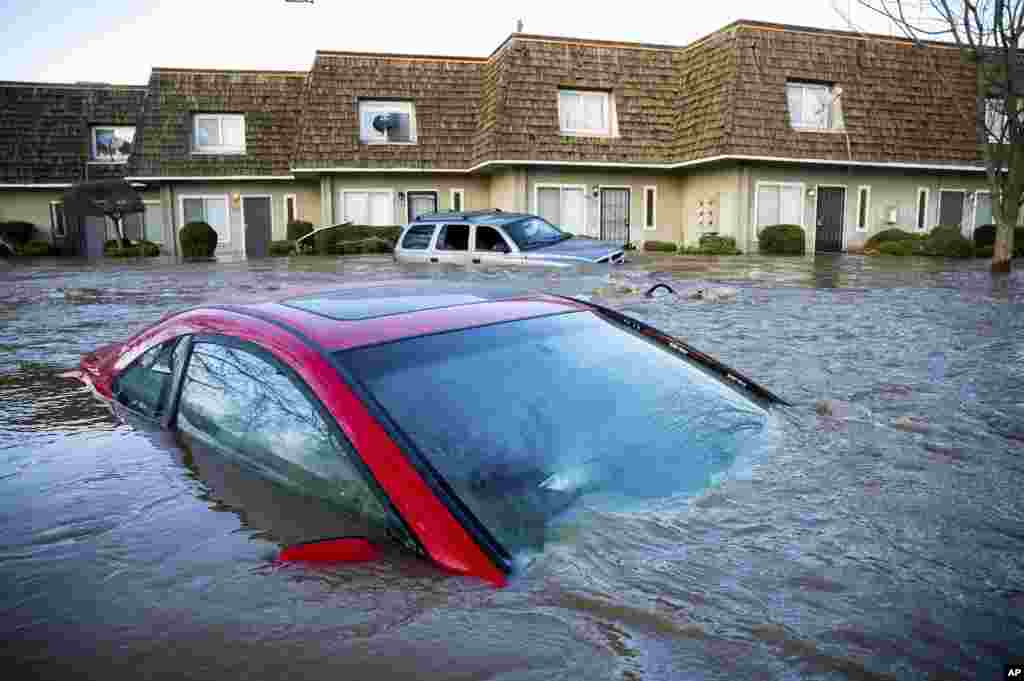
[336,188,396,226]
[405,189,440,222]
[533,183,589,234]
[192,114,246,154]
[49,201,66,237]
[178,194,231,245]
[786,81,837,131]
[855,185,871,232]
[557,89,615,137]
[938,188,968,228]
[915,187,931,231]
[450,188,465,212]
[142,199,163,244]
[973,189,992,229]
[753,181,807,230]
[358,100,417,145]
[641,186,657,231]
[90,125,135,164]
[283,193,298,227]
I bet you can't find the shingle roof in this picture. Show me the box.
[292,52,484,170]
[130,68,307,177]
[0,81,145,183]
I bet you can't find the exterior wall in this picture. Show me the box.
[677,166,743,247]
[521,169,682,244]
[0,187,161,242]
[488,169,525,212]
[324,174,491,225]
[744,165,995,252]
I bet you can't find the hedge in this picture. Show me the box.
[286,220,314,242]
[920,225,974,258]
[18,240,53,256]
[0,221,35,246]
[269,240,295,256]
[973,224,996,249]
[758,224,805,255]
[698,234,740,255]
[179,221,218,258]
[301,224,403,255]
[864,228,920,251]
[105,240,160,257]
[643,240,678,253]
[877,240,919,256]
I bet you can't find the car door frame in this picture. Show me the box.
[396,222,438,264]
[469,224,520,265]
[428,223,470,265]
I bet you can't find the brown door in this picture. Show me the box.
[815,187,845,253]
[600,188,630,243]
[242,197,271,258]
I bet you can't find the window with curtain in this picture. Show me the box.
[537,186,586,234]
[183,196,230,244]
[339,190,394,226]
[786,82,838,130]
[756,184,803,228]
[558,90,612,136]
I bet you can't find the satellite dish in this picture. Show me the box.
[372,113,397,133]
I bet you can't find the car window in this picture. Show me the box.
[113,338,180,418]
[176,340,395,534]
[503,217,567,250]
[436,224,469,251]
[401,224,436,250]
[474,226,510,253]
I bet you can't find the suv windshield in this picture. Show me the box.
[336,312,771,558]
[503,217,570,250]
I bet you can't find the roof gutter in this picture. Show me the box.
[290,155,989,175]
[125,175,297,181]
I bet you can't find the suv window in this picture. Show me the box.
[176,340,397,535]
[474,225,510,253]
[401,224,436,250]
[436,224,469,251]
[113,338,180,418]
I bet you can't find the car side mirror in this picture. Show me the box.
[278,536,381,564]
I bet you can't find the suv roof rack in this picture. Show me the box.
[414,209,519,223]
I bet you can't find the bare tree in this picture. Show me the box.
[836,0,1022,271]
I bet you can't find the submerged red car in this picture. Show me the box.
[74,283,787,587]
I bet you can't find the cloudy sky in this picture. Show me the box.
[4,0,901,84]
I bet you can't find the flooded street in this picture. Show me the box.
[1,253,1022,680]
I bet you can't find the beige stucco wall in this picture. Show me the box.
[521,169,682,244]
[488,169,525,212]
[320,175,491,227]
[0,187,162,242]
[746,165,995,252]
[677,167,744,247]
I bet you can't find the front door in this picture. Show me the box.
[815,187,845,253]
[600,188,630,243]
[242,196,271,258]
[407,191,438,222]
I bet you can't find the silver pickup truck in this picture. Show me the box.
[394,210,626,267]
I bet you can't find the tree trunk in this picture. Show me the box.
[991,204,1018,273]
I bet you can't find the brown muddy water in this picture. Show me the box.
[1,253,1022,680]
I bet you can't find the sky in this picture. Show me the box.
[2,0,900,84]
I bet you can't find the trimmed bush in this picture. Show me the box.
[976,245,994,258]
[758,224,805,255]
[698,234,740,255]
[106,240,160,257]
[179,221,218,258]
[269,240,295,256]
[18,240,53,256]
[301,224,403,255]
[327,236,395,255]
[286,220,314,242]
[1016,227,1024,258]
[0,221,36,246]
[643,240,678,253]
[921,226,974,258]
[878,240,919,256]
[973,224,996,249]
[864,228,919,251]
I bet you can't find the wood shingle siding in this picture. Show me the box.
[0,82,145,183]
[130,68,307,178]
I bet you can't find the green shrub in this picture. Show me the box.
[643,240,678,253]
[327,236,395,255]
[973,224,996,249]
[698,234,740,255]
[1016,227,1024,258]
[921,226,974,258]
[301,224,402,255]
[758,224,805,255]
[0,221,36,246]
[107,240,160,257]
[976,245,994,258]
[286,220,314,242]
[878,240,919,256]
[269,240,295,256]
[864,228,919,251]
[179,221,218,258]
[18,239,52,256]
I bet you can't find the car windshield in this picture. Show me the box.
[502,217,570,250]
[335,312,771,558]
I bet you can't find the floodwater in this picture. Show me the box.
[1,253,1022,680]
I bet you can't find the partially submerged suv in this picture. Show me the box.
[394,210,626,267]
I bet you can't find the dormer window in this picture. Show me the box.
[90,126,134,163]
[193,114,245,154]
[359,100,417,144]
[558,89,615,136]
[786,81,843,131]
